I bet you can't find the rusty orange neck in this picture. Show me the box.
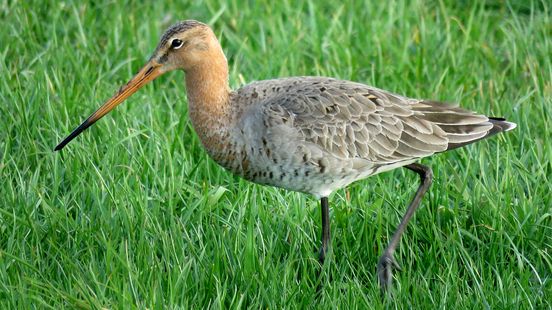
[184,45,232,157]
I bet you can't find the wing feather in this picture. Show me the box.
[240,77,501,167]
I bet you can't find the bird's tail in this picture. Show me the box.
[488,117,517,134]
[446,117,516,151]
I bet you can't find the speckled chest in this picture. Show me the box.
[204,78,369,196]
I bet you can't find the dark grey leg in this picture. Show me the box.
[378,163,432,292]
[319,197,330,264]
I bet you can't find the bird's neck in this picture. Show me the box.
[185,46,233,158]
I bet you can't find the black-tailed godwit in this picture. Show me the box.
[55,20,516,291]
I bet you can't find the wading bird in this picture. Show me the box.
[55,20,516,291]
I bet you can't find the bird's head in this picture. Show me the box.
[54,20,218,151]
[151,20,219,72]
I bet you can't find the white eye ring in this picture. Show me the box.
[171,39,184,49]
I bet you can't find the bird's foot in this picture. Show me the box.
[377,252,400,293]
[316,245,330,295]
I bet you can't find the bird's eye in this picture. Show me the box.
[171,39,184,49]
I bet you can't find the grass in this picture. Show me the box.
[1,0,550,308]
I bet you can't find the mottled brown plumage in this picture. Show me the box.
[55,20,516,293]
[203,76,514,198]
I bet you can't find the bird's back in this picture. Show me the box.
[221,77,515,197]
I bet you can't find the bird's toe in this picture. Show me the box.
[377,253,400,291]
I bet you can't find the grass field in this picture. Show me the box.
[1,0,551,308]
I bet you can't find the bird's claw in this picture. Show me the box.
[377,253,400,292]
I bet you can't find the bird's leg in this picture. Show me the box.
[318,197,331,264]
[378,163,432,292]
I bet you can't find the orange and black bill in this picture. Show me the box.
[54,60,164,151]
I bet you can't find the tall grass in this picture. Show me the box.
[1,0,550,308]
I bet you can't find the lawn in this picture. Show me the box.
[1,0,550,308]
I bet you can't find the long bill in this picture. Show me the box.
[54,60,164,151]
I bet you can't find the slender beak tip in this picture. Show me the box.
[53,61,162,153]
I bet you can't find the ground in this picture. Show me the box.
[1,0,550,308]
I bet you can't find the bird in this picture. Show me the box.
[54,20,516,292]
